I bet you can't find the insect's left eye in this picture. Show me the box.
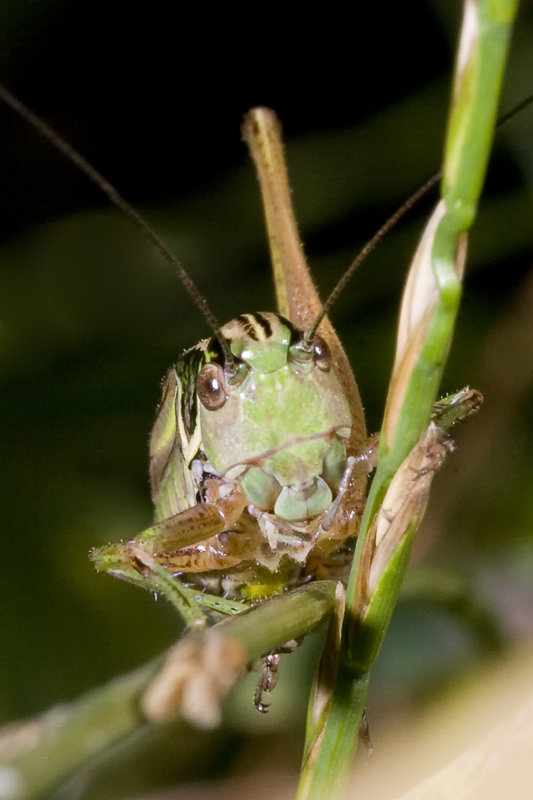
[196,363,227,410]
[313,337,331,371]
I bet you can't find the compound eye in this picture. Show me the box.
[313,336,331,371]
[196,363,227,410]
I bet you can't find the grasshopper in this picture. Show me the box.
[1,80,511,716]
[0,87,378,633]
[89,109,375,628]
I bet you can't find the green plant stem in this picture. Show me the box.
[0,660,161,800]
[299,2,519,797]
[0,581,336,800]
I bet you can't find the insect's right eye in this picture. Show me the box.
[312,336,331,371]
[196,363,227,410]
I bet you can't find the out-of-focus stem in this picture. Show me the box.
[0,581,336,800]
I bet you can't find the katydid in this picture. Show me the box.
[88,109,375,628]
[0,88,376,630]
[2,85,517,716]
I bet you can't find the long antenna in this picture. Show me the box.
[306,92,533,343]
[306,171,441,342]
[0,84,237,372]
[3,83,531,352]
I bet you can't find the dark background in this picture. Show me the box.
[1,1,532,797]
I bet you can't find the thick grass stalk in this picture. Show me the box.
[298,2,519,797]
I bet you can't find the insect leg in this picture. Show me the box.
[253,653,282,713]
[253,640,299,713]
[90,491,249,626]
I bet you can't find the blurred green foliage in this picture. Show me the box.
[0,1,532,796]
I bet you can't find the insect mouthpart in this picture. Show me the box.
[222,430,350,523]
[273,475,333,522]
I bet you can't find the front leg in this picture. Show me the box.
[90,480,252,627]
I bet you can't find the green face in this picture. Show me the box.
[195,312,352,522]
